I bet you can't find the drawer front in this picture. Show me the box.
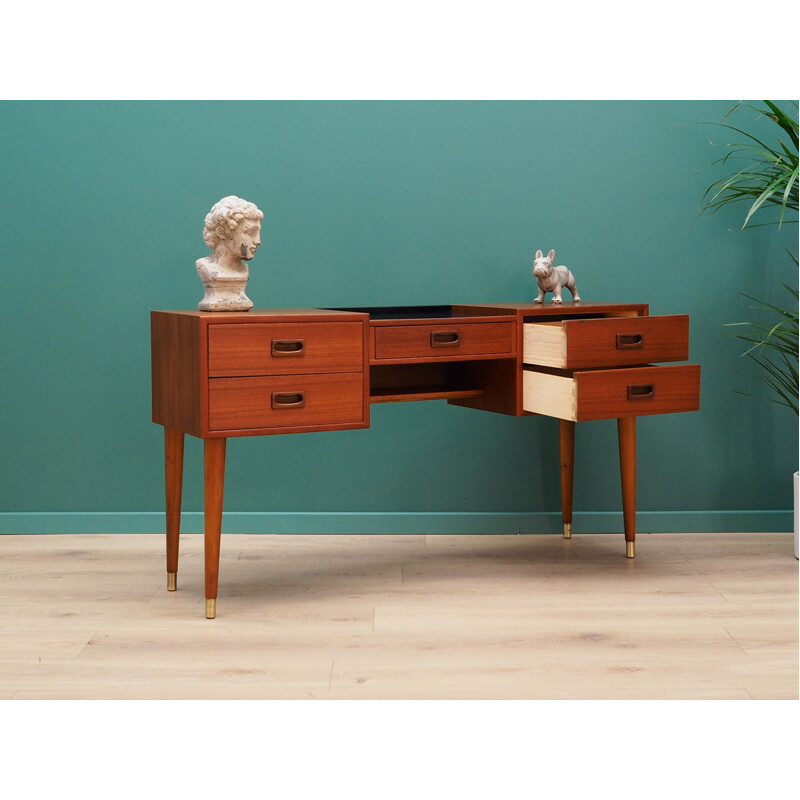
[374,321,513,361]
[208,322,364,377]
[523,364,701,421]
[208,373,364,431]
[523,315,689,368]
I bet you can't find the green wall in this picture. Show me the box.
[1,100,796,533]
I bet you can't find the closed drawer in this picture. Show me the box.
[523,315,689,368]
[208,322,363,377]
[374,321,513,361]
[523,364,701,421]
[208,373,364,431]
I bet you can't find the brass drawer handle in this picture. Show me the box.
[627,384,655,400]
[616,333,644,349]
[430,331,460,347]
[271,339,305,357]
[271,391,306,409]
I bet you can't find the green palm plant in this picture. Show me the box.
[701,101,799,414]
[702,101,798,229]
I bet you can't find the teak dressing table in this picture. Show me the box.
[151,302,700,618]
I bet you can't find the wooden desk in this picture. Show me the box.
[151,302,700,617]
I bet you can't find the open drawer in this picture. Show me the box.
[523,315,689,369]
[523,364,701,421]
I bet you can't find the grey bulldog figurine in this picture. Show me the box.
[532,249,580,304]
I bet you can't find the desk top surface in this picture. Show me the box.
[153,302,650,321]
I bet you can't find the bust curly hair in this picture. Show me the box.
[202,195,264,249]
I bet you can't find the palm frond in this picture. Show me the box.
[724,283,799,415]
[700,101,799,229]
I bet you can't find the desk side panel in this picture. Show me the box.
[151,311,204,437]
[447,358,523,416]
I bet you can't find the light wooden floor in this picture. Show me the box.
[0,532,796,700]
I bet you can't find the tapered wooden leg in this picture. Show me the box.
[204,437,227,618]
[559,419,575,538]
[164,427,185,591]
[617,417,636,558]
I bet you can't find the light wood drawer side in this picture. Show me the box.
[523,315,689,368]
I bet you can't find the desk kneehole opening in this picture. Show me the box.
[271,391,306,409]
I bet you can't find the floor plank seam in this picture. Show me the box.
[723,628,749,655]
[708,581,734,603]
[74,631,100,659]
[145,583,163,604]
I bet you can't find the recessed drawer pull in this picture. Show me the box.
[271,391,306,409]
[430,331,460,347]
[271,339,305,357]
[627,384,655,400]
[616,333,644,349]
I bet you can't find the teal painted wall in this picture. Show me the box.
[1,100,796,533]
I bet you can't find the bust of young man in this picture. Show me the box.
[196,195,263,311]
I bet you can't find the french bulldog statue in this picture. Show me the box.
[532,249,580,304]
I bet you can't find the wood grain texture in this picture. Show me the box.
[455,302,649,318]
[575,364,701,421]
[151,311,204,437]
[0,533,794,700]
[151,310,370,439]
[565,314,689,367]
[203,438,226,604]
[523,364,701,421]
[164,428,184,577]
[374,320,514,361]
[447,357,523,416]
[618,417,636,545]
[559,419,575,530]
[208,373,365,431]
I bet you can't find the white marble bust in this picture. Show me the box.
[197,195,263,311]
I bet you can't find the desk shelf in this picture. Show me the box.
[368,361,487,405]
[370,386,484,404]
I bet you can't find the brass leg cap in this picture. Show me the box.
[167,572,177,592]
[563,522,572,539]
[626,541,635,559]
[205,599,217,619]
